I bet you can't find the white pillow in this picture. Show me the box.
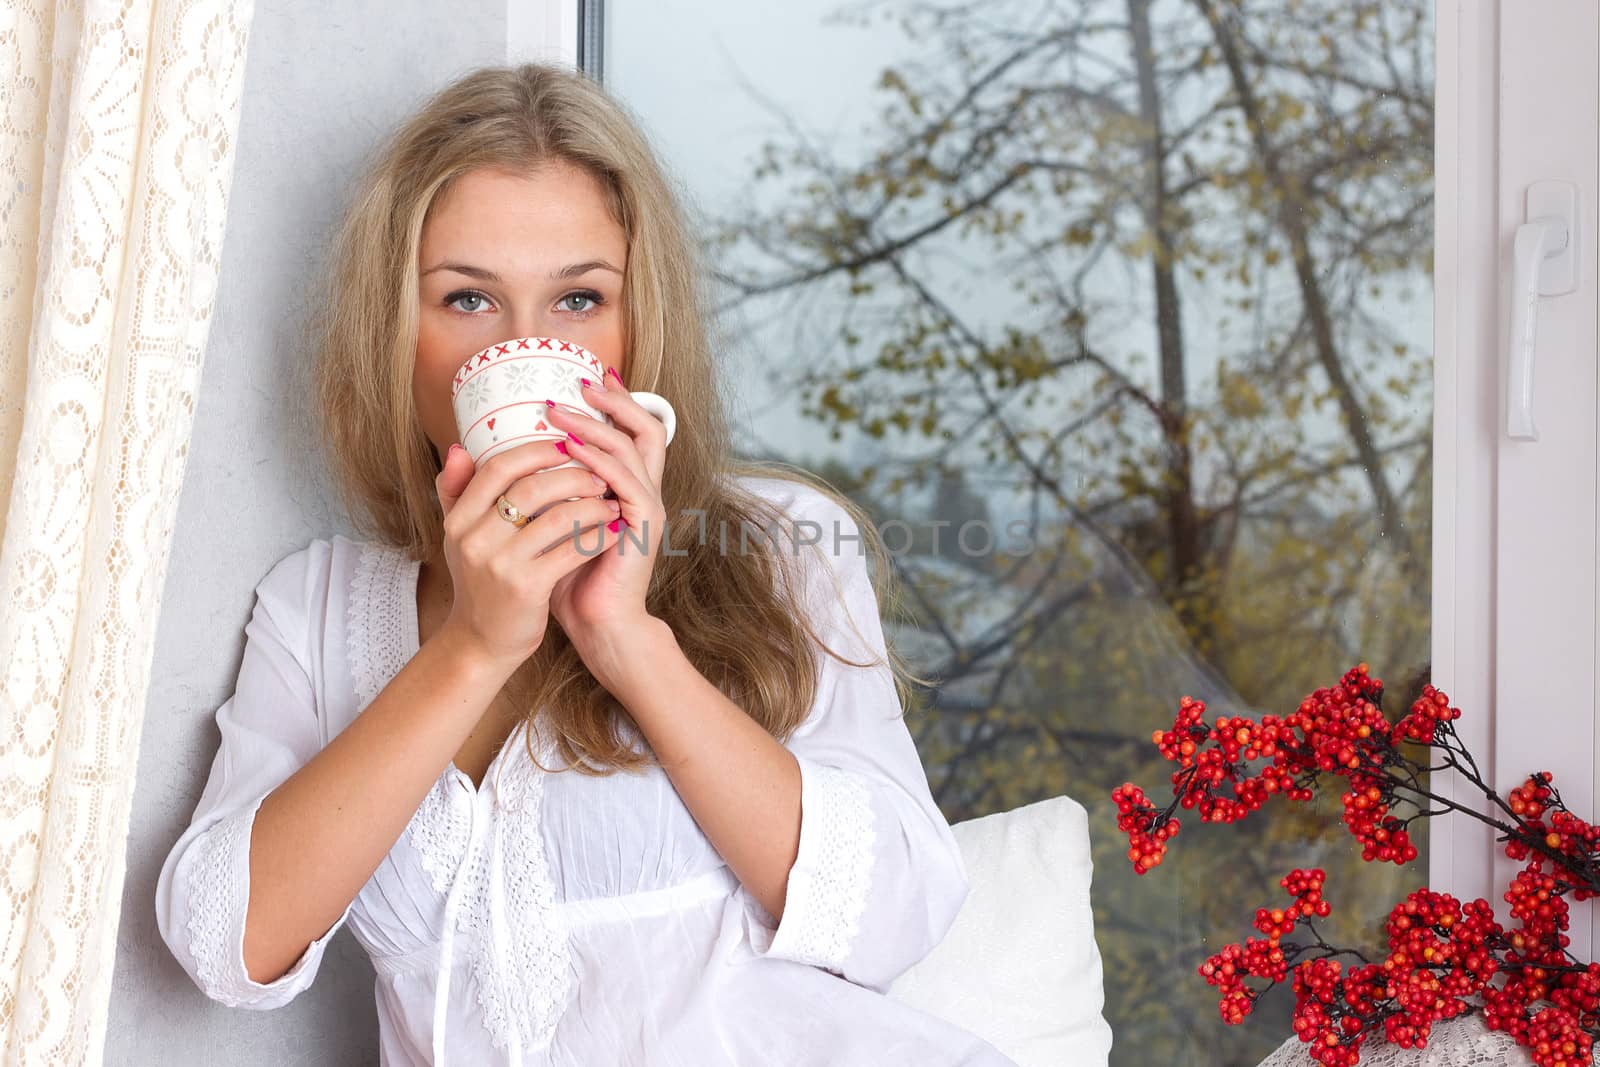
[888,794,1114,1066]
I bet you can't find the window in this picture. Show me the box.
[534,0,1600,1061]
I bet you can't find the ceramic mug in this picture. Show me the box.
[451,337,677,473]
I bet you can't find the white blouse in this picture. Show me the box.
[154,475,1019,1066]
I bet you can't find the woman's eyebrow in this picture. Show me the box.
[421,260,623,283]
[552,259,623,280]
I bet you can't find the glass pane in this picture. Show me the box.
[609,1,1434,1063]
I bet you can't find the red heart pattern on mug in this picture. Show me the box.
[487,417,496,430]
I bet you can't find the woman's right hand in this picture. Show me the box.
[433,441,624,670]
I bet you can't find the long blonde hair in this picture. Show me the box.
[304,62,928,774]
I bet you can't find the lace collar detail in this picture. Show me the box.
[344,539,573,1057]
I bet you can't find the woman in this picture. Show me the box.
[154,62,1016,1066]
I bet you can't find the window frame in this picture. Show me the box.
[1444,0,1600,960]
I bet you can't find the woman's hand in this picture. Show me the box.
[433,439,624,672]
[543,366,671,664]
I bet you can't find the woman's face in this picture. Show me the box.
[414,163,629,463]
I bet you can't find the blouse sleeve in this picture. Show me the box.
[153,539,351,1009]
[739,487,971,993]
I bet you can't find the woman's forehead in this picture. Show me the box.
[420,168,626,275]
[430,165,608,222]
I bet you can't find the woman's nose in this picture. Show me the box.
[507,313,543,340]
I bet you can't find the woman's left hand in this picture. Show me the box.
[545,366,669,669]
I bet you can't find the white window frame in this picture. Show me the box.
[1435,0,1598,960]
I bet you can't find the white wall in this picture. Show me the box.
[109,4,510,1064]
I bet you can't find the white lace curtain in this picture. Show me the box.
[0,2,255,1063]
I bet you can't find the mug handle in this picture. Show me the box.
[628,391,677,446]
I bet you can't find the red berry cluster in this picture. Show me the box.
[1373,890,1490,1047]
[1112,665,1422,871]
[1503,774,1600,901]
[1290,957,1366,1067]
[1217,882,1502,1064]
[1394,683,1461,742]
[1525,1007,1592,1067]
[1198,870,1329,1027]
[1114,666,1600,1065]
[1486,852,1600,1065]
[1340,782,1418,866]
[1482,976,1598,1067]
[1109,782,1178,874]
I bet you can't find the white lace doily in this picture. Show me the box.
[1257,1011,1598,1066]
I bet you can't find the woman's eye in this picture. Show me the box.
[560,290,604,316]
[445,290,493,314]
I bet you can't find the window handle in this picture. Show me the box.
[1507,181,1579,442]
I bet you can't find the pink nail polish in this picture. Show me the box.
[567,432,583,446]
[544,398,554,408]
[580,378,592,389]
[606,517,621,533]
[607,367,623,383]
[555,440,568,455]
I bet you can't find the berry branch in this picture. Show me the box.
[1113,665,1600,1067]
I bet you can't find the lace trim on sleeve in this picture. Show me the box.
[779,761,878,972]
[182,803,257,1007]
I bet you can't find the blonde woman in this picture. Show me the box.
[154,63,1015,1066]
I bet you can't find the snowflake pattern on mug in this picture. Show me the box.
[458,373,492,417]
[501,360,547,400]
[545,361,586,395]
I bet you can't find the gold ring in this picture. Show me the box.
[496,494,531,528]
